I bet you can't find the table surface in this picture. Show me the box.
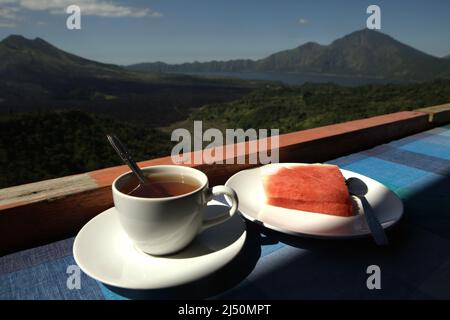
[1,125,450,300]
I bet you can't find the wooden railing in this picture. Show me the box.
[1,103,449,255]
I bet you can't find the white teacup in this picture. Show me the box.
[112,165,239,255]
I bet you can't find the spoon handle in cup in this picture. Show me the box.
[107,134,148,185]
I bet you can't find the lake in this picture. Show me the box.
[173,71,405,87]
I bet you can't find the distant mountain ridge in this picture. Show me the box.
[0,34,255,126]
[0,34,262,86]
[127,29,450,80]
[0,34,126,82]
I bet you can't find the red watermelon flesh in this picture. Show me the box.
[262,165,354,217]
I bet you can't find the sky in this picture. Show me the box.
[0,0,449,65]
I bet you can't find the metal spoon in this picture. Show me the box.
[346,177,389,246]
[106,134,148,185]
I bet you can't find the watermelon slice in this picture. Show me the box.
[262,164,354,217]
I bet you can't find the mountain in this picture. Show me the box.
[0,34,261,85]
[128,29,450,80]
[444,55,450,60]
[0,35,255,126]
[0,35,126,82]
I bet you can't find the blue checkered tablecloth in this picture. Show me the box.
[1,125,450,299]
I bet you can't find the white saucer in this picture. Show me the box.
[225,163,403,239]
[73,200,246,289]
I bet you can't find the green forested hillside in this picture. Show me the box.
[183,79,450,133]
[0,110,172,188]
[1,80,450,188]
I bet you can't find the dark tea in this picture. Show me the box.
[119,173,201,198]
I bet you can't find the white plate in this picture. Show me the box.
[73,200,246,289]
[225,163,403,239]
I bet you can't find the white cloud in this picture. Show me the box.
[1,0,163,18]
[0,6,19,19]
[298,18,309,25]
